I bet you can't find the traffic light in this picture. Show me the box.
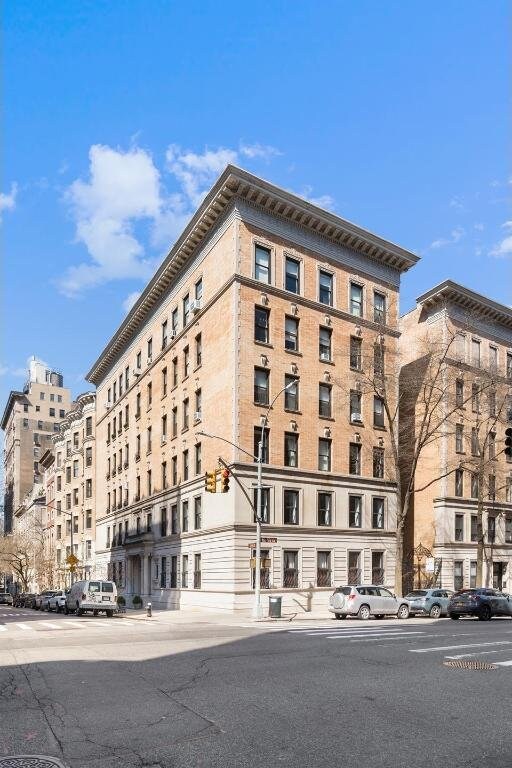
[220,468,230,493]
[505,428,512,460]
[205,470,217,493]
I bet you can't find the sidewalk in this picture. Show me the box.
[115,605,333,624]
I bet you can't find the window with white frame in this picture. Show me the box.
[254,244,271,283]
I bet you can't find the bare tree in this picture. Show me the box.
[334,303,497,594]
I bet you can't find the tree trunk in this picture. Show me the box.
[395,519,404,597]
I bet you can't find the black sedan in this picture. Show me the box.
[448,588,512,621]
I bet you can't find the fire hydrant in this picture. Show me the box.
[147,601,152,618]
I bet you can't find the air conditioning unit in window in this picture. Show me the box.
[105,401,112,410]
[190,299,201,314]
[133,365,141,377]
[169,330,177,339]
[194,411,202,422]
[320,352,330,362]
[351,412,362,423]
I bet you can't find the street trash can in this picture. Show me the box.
[269,595,282,618]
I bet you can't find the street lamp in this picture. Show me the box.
[198,380,294,620]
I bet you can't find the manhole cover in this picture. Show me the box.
[443,659,497,671]
[0,758,68,768]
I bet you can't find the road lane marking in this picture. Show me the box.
[0,625,7,631]
[410,641,512,653]
[291,627,414,634]
[15,623,34,631]
[445,649,512,659]
[323,632,425,639]
[494,660,512,667]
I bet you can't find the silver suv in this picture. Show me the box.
[329,585,410,620]
[404,588,454,618]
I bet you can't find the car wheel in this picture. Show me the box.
[429,604,442,619]
[334,613,346,620]
[478,605,491,621]
[64,604,69,615]
[449,613,459,620]
[93,610,98,617]
[358,604,371,620]
[106,610,114,618]
[76,605,83,617]
[397,604,410,620]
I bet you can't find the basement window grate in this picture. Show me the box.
[443,659,496,671]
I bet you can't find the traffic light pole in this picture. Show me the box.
[198,381,293,621]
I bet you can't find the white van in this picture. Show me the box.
[64,580,117,617]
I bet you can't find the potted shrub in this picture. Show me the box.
[132,594,142,609]
[117,595,126,612]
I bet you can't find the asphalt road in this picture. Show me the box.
[0,606,511,768]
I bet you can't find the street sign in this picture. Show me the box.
[66,554,79,566]
[247,538,277,547]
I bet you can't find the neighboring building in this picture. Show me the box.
[41,393,97,588]
[13,482,47,593]
[87,165,418,612]
[1,358,71,534]
[400,281,512,593]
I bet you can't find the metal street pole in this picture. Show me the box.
[199,380,293,621]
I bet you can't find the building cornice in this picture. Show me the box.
[416,280,512,332]
[86,165,419,386]
[1,391,26,431]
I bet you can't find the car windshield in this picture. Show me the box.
[88,582,101,593]
[101,582,114,593]
[405,590,428,598]
[334,587,352,595]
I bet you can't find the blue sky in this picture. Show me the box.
[2,0,510,410]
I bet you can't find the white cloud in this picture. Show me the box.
[488,220,512,259]
[239,143,281,160]
[449,196,465,211]
[165,144,238,208]
[61,141,283,296]
[0,362,27,378]
[489,236,512,259]
[0,183,18,222]
[59,145,162,296]
[473,222,484,231]
[295,185,335,211]
[122,291,142,314]
[429,226,465,250]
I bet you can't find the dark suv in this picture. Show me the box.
[448,588,512,621]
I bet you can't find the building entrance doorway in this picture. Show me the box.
[493,562,506,591]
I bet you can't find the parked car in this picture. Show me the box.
[64,580,117,617]
[13,593,26,607]
[448,588,512,621]
[329,585,410,620]
[23,594,38,609]
[34,590,57,610]
[46,590,68,613]
[40,591,59,611]
[0,592,13,606]
[404,588,454,618]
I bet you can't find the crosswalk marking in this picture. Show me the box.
[0,625,7,631]
[15,623,34,631]
[410,640,512,653]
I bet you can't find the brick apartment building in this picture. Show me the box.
[86,166,418,611]
[400,281,512,593]
[1,358,71,535]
